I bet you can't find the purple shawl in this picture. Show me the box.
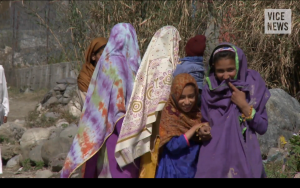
[195,43,271,178]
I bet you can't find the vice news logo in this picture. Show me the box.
[265,9,291,34]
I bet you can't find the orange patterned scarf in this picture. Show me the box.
[77,37,108,92]
[159,73,202,148]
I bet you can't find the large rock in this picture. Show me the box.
[66,100,81,118]
[0,122,26,144]
[6,155,21,168]
[41,137,73,165]
[59,124,78,141]
[266,147,287,163]
[63,85,76,98]
[49,153,68,172]
[28,143,45,163]
[48,127,64,140]
[20,128,52,159]
[258,89,300,155]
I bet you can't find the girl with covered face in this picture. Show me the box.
[77,37,108,109]
[195,44,271,178]
[115,25,182,178]
[61,23,141,178]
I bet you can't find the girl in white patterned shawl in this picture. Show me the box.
[115,26,181,178]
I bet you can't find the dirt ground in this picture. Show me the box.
[7,88,47,122]
[0,88,54,178]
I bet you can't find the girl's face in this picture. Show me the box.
[178,85,196,113]
[91,48,105,65]
[214,58,237,82]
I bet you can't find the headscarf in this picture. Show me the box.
[61,23,141,178]
[77,37,108,92]
[195,43,271,178]
[159,73,202,148]
[115,26,181,168]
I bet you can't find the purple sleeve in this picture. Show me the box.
[164,134,189,155]
[248,106,268,135]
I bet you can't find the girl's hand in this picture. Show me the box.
[228,82,251,115]
[196,122,212,141]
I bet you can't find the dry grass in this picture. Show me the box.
[212,1,300,98]
[81,0,211,59]
[22,0,300,99]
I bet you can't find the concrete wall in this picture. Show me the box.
[5,62,79,90]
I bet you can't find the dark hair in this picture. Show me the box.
[212,50,235,64]
[91,44,106,66]
[209,49,236,74]
[93,44,106,55]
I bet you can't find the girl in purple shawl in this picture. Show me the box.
[194,43,271,178]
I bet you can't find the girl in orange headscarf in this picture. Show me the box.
[77,37,108,108]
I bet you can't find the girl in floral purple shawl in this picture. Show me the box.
[194,43,271,178]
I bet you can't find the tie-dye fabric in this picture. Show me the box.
[60,23,141,178]
[115,26,181,168]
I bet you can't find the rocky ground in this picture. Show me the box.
[0,78,81,178]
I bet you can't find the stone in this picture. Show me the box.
[14,119,26,127]
[48,127,63,140]
[44,112,60,119]
[6,155,20,168]
[61,98,71,105]
[35,169,53,178]
[49,153,68,172]
[56,94,63,99]
[59,125,78,141]
[41,137,73,165]
[0,122,26,144]
[20,128,52,159]
[66,78,77,84]
[53,84,67,91]
[1,145,20,161]
[41,90,55,104]
[55,91,62,95]
[68,105,81,118]
[257,89,300,155]
[63,85,76,98]
[55,119,69,129]
[43,96,58,107]
[36,103,45,113]
[28,144,44,163]
[58,98,63,104]
[56,78,67,84]
[266,147,287,163]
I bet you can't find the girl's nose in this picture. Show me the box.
[223,73,229,80]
